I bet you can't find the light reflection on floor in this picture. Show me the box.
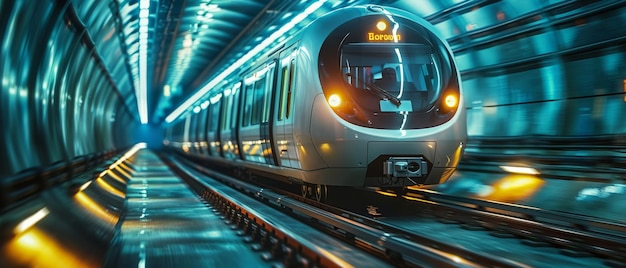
[477,174,545,203]
[3,228,93,268]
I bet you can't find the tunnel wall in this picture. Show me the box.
[398,0,626,139]
[0,0,136,178]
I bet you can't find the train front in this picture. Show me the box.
[312,6,466,187]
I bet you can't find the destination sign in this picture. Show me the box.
[368,32,402,42]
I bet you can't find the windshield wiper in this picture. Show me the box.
[346,73,402,107]
[366,83,402,107]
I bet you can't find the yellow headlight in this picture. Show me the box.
[444,93,458,108]
[328,94,341,107]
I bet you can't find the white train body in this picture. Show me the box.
[165,5,467,188]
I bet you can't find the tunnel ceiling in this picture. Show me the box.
[113,0,320,124]
[119,0,292,124]
[112,0,624,125]
[113,0,466,124]
[116,0,410,124]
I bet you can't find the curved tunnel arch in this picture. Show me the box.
[0,0,136,178]
[0,0,624,219]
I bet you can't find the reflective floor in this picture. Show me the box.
[2,151,625,267]
[1,150,269,268]
[104,151,267,267]
[432,169,626,223]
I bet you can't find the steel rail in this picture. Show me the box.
[404,188,626,264]
[163,154,396,267]
[169,152,525,268]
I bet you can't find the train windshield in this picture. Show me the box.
[341,43,439,112]
[318,14,459,129]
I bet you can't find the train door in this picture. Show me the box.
[219,82,241,160]
[239,62,276,165]
[206,93,222,156]
[273,45,300,168]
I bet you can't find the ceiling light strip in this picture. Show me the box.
[165,0,327,123]
[137,0,150,124]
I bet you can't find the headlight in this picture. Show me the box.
[328,94,342,107]
[444,93,458,109]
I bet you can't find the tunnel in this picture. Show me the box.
[1,0,625,267]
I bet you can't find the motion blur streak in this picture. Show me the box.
[481,175,545,203]
[104,170,128,185]
[13,207,49,234]
[95,177,125,199]
[499,165,540,175]
[73,191,119,225]
[4,228,92,268]
[376,190,398,197]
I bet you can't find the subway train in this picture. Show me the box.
[165,5,467,200]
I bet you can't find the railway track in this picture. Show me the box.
[330,186,626,267]
[399,187,626,266]
[167,152,524,267]
[170,151,626,267]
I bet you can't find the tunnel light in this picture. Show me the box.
[136,0,150,124]
[200,100,210,109]
[79,180,93,191]
[210,93,223,104]
[499,165,540,175]
[14,208,50,234]
[165,0,328,123]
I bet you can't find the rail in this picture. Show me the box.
[405,187,626,264]
[169,151,523,267]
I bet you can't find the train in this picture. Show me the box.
[164,5,467,201]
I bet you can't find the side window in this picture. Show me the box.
[242,83,254,127]
[251,76,266,125]
[208,99,221,132]
[220,93,230,130]
[261,66,274,123]
[286,59,295,119]
[202,108,209,140]
[231,83,241,129]
[244,63,275,126]
[199,108,208,141]
[189,113,198,142]
[278,65,289,121]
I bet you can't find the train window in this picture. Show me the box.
[220,94,230,130]
[184,114,192,142]
[251,76,266,125]
[247,64,275,125]
[198,109,208,142]
[190,113,200,143]
[208,99,221,132]
[230,83,241,129]
[278,65,289,121]
[286,59,295,119]
[262,66,274,123]
[341,43,436,97]
[202,108,210,141]
[242,83,254,127]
